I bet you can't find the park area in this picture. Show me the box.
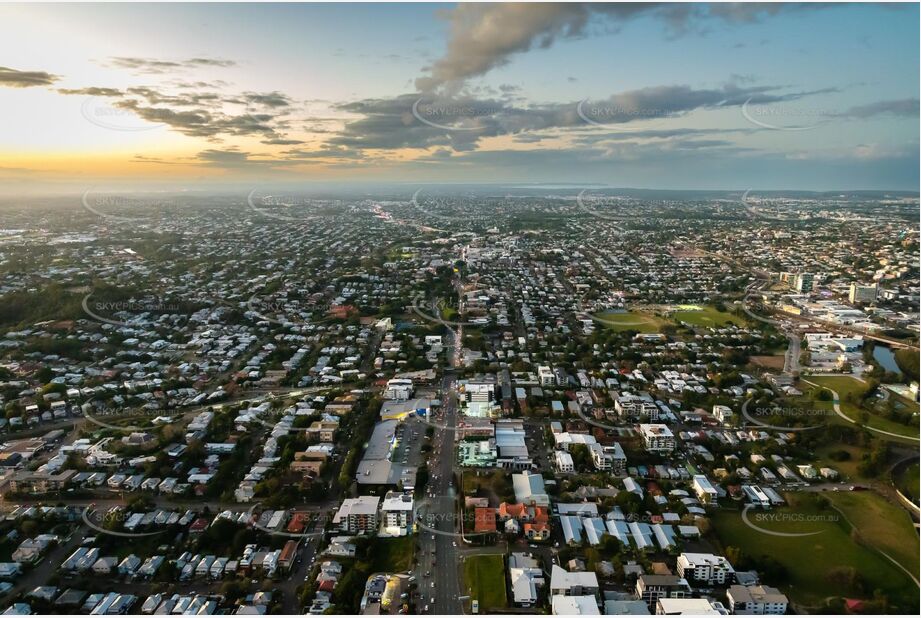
[711,492,919,612]
[463,553,507,611]
[802,375,919,440]
[668,304,749,327]
[593,310,668,332]
[825,490,919,584]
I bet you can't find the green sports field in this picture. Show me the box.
[669,304,749,327]
[593,310,667,332]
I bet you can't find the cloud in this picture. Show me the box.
[415,3,640,92]
[0,66,59,88]
[262,137,305,145]
[125,86,224,108]
[243,91,291,108]
[416,3,839,92]
[131,154,187,165]
[57,86,124,97]
[52,73,305,143]
[114,99,280,139]
[109,56,236,74]
[327,82,834,153]
[196,148,252,166]
[838,98,919,119]
[282,145,367,160]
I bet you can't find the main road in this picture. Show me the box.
[414,307,466,614]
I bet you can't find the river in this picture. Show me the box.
[872,344,902,375]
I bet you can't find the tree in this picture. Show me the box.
[569,444,592,471]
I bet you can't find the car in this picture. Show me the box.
[430,582,435,588]
[423,606,429,612]
[430,598,435,604]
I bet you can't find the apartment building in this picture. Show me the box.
[726,585,789,615]
[677,552,735,585]
[635,575,692,608]
[639,424,676,453]
[589,442,627,475]
[332,496,380,535]
[379,492,413,537]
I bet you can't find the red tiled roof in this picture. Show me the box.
[474,507,497,533]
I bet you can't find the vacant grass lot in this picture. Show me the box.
[825,490,919,581]
[594,310,668,332]
[670,305,749,327]
[751,354,786,370]
[711,494,918,612]
[813,443,868,480]
[463,553,507,611]
[370,536,415,573]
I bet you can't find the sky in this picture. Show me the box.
[0,1,918,193]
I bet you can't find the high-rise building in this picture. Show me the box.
[848,282,878,304]
[793,272,814,293]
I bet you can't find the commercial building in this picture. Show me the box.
[512,471,550,507]
[496,419,531,470]
[458,439,497,467]
[383,378,413,401]
[848,283,878,304]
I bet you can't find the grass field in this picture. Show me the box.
[711,494,918,611]
[669,304,749,327]
[463,554,507,611]
[825,490,920,581]
[593,310,668,332]
[803,376,919,439]
[814,443,868,480]
[751,355,786,370]
[896,463,919,503]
